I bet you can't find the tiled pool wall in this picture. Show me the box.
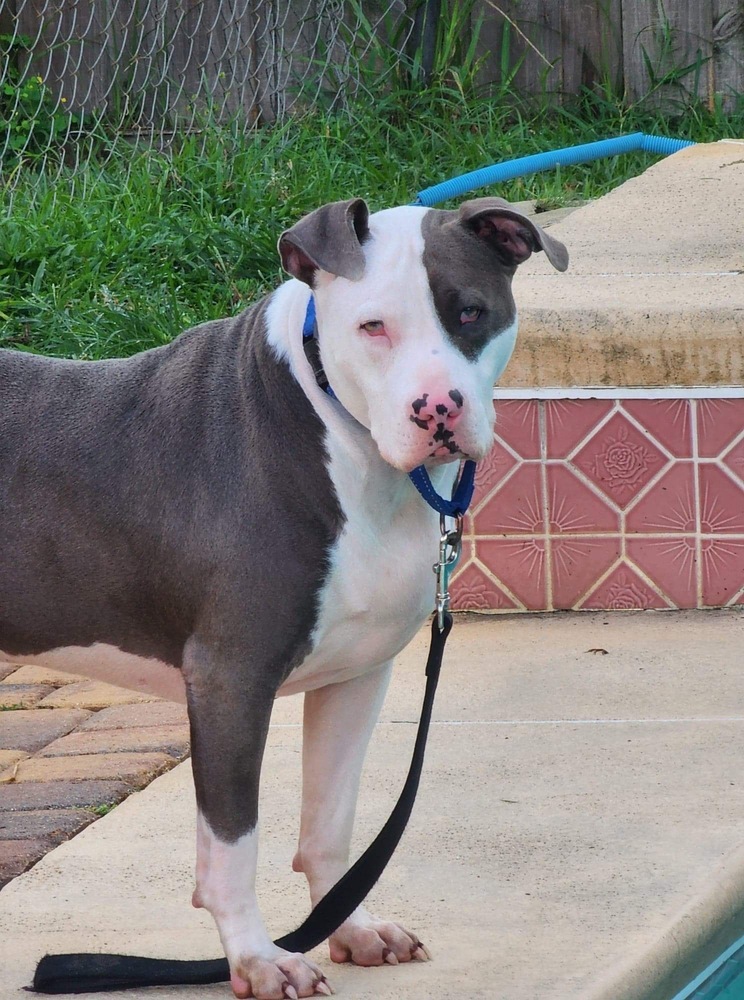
[451,394,744,613]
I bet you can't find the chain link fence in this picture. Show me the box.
[1,0,415,190]
[4,1,742,201]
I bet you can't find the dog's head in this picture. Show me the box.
[279,198,568,472]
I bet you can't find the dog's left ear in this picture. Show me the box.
[278,199,370,285]
[459,197,569,272]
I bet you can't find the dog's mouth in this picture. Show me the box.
[426,443,467,464]
[388,446,469,474]
[374,421,485,473]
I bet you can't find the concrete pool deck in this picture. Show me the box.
[1,609,743,1000]
[510,138,744,388]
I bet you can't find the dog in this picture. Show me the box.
[0,197,567,999]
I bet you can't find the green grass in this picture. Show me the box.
[1,87,742,360]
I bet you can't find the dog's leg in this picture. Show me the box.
[293,663,430,966]
[185,644,330,1000]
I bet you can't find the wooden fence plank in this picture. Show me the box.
[557,0,623,95]
[713,0,744,109]
[0,0,15,35]
[622,0,714,104]
[15,0,128,115]
[477,0,623,99]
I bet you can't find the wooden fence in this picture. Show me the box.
[474,0,744,108]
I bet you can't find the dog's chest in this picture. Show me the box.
[278,450,452,696]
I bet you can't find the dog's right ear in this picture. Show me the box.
[278,199,370,285]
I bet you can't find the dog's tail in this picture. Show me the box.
[32,954,229,993]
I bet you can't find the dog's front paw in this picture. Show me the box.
[328,907,430,967]
[230,952,332,999]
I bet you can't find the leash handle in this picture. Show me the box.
[32,955,229,994]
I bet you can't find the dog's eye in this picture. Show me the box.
[360,320,386,336]
[460,306,481,325]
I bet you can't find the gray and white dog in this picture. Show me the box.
[0,198,567,999]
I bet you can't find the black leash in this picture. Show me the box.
[32,612,454,995]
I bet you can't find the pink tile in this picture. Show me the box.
[551,537,621,609]
[545,399,613,458]
[477,538,547,610]
[626,537,697,608]
[621,399,692,457]
[572,412,667,509]
[722,436,744,486]
[625,463,696,534]
[450,562,519,611]
[475,464,544,535]
[453,396,744,612]
[696,399,744,457]
[493,399,541,459]
[698,465,744,534]
[701,538,744,606]
[546,464,620,533]
[471,440,519,508]
[580,563,671,610]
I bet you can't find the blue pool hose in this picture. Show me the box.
[413,132,696,206]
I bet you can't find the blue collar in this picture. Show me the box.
[302,296,476,517]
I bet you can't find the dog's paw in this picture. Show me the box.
[230,951,332,999]
[328,908,430,967]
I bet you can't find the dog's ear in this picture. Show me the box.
[459,197,569,272]
[278,199,370,284]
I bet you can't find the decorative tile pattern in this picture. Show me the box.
[545,399,613,458]
[477,538,547,610]
[475,465,544,535]
[624,464,696,534]
[451,562,518,611]
[581,563,672,611]
[571,412,667,508]
[547,465,620,533]
[551,537,621,610]
[451,397,744,612]
[723,437,744,485]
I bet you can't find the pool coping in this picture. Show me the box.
[493,386,744,400]
[585,842,744,1000]
[507,141,744,390]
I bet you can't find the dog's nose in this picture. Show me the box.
[409,389,464,431]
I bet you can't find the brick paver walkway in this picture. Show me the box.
[0,662,189,887]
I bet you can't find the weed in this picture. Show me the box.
[635,2,710,108]
[91,803,117,817]
[0,33,83,163]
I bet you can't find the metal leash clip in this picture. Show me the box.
[434,513,463,631]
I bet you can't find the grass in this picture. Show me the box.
[1,86,743,360]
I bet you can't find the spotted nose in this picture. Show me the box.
[409,390,464,432]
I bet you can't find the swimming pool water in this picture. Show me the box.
[673,937,744,1000]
